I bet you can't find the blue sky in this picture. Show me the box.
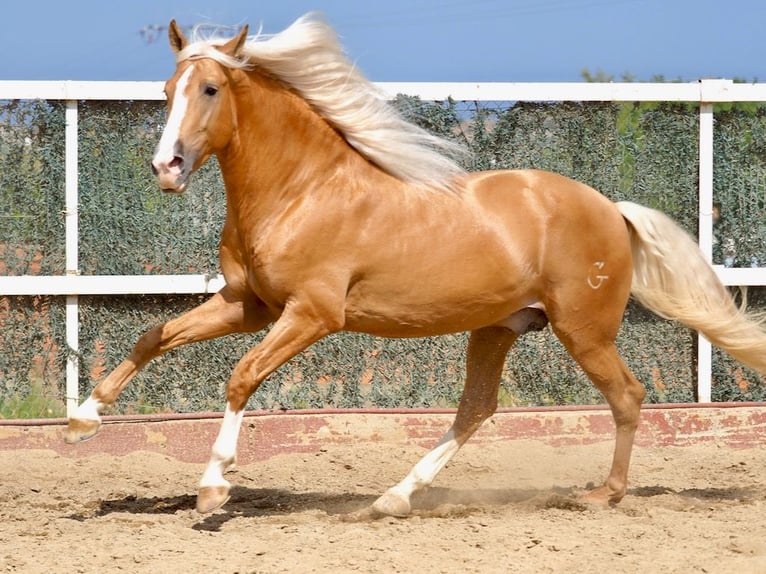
[2,0,765,83]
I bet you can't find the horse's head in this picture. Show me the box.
[151,20,249,193]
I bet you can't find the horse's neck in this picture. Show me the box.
[219,75,360,206]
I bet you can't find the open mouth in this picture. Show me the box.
[153,155,191,193]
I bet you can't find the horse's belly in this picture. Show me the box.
[340,224,539,336]
[342,279,535,338]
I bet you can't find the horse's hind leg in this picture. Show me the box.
[65,287,272,443]
[552,325,646,505]
[372,325,518,517]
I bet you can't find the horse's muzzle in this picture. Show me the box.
[151,155,189,193]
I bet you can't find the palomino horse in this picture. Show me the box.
[66,14,766,516]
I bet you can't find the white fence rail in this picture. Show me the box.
[2,79,766,415]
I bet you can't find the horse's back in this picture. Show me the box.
[467,168,621,229]
[468,168,629,257]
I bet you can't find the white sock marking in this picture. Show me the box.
[388,428,461,500]
[73,396,103,421]
[199,403,244,488]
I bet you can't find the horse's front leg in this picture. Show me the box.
[65,287,272,443]
[196,297,343,513]
[372,326,518,517]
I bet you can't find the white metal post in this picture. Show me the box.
[65,99,79,417]
[697,96,715,403]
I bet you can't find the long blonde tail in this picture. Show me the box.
[616,201,766,375]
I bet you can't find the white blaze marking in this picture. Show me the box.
[155,65,194,166]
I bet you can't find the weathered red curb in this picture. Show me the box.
[1,404,764,464]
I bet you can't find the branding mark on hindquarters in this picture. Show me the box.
[587,261,609,289]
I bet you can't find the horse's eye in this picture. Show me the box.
[204,85,219,97]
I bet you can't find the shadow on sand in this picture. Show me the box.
[65,481,760,532]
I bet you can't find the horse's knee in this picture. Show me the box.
[132,324,164,358]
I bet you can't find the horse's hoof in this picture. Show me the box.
[371,491,411,517]
[581,484,624,507]
[196,486,230,514]
[64,418,102,444]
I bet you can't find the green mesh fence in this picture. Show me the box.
[0,100,66,276]
[78,101,224,275]
[2,96,766,418]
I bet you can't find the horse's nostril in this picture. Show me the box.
[170,156,183,169]
[150,161,159,176]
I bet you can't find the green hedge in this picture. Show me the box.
[2,96,765,416]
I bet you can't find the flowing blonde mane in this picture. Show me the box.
[177,13,468,191]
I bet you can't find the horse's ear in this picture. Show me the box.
[168,20,188,54]
[219,24,249,58]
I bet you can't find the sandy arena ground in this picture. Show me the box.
[2,416,766,573]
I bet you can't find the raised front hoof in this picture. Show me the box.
[64,418,102,444]
[196,486,231,514]
[581,483,626,507]
[371,491,412,518]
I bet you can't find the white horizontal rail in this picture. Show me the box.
[0,80,165,101]
[379,81,697,102]
[713,267,766,285]
[2,78,766,413]
[4,78,766,102]
[0,274,226,296]
[0,268,761,297]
